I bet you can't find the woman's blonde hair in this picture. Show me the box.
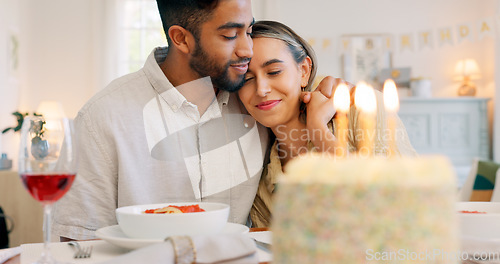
[251,20,318,120]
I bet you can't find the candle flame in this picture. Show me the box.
[354,82,377,113]
[383,79,399,112]
[333,83,350,113]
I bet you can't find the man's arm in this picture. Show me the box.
[52,111,118,241]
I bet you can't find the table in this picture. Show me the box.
[3,228,270,264]
[3,231,495,264]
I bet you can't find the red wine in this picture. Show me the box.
[20,173,76,203]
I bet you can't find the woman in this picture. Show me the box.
[238,20,417,227]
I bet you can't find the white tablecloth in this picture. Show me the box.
[18,232,272,264]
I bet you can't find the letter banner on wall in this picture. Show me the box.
[478,17,494,40]
[315,15,498,55]
[418,30,434,50]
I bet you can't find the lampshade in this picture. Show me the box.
[36,101,66,119]
[454,59,481,80]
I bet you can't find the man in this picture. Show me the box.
[52,0,269,240]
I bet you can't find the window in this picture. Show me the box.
[117,0,167,76]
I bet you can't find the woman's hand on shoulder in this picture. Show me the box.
[303,76,354,129]
[305,88,334,130]
[301,76,355,104]
[302,76,354,153]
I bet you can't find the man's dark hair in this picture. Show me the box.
[156,0,220,45]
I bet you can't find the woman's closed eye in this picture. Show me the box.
[268,70,282,76]
[244,76,255,83]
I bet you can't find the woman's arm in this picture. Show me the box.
[304,77,354,153]
[306,97,337,154]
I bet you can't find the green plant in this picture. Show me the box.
[2,112,27,134]
[2,112,48,159]
[2,112,42,134]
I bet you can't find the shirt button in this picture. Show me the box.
[171,105,178,111]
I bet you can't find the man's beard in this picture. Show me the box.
[189,41,249,92]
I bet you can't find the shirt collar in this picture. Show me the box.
[144,47,174,94]
[218,90,230,106]
[144,47,232,111]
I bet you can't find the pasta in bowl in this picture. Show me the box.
[116,202,230,239]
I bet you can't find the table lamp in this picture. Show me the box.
[36,101,67,131]
[454,59,481,96]
[36,101,66,119]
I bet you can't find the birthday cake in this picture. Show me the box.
[272,154,458,263]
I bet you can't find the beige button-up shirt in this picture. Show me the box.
[53,47,268,240]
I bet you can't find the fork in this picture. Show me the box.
[68,241,93,259]
[253,238,272,253]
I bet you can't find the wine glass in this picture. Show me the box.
[18,115,77,264]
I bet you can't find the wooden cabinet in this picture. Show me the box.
[399,97,490,186]
[0,170,43,247]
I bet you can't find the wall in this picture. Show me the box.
[0,0,498,162]
[0,0,110,166]
[17,0,98,117]
[0,0,269,163]
[269,0,497,161]
[269,0,495,98]
[0,0,21,165]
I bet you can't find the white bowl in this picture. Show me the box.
[457,202,500,239]
[116,202,230,239]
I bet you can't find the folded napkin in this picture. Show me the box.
[0,246,21,264]
[98,234,258,264]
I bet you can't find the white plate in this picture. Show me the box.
[457,202,500,240]
[96,223,250,250]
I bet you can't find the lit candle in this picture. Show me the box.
[383,79,399,157]
[333,83,350,157]
[354,82,377,156]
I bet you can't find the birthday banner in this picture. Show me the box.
[306,15,498,53]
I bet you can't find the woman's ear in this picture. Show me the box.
[300,56,313,88]
[168,25,195,54]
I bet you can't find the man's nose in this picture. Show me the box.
[235,34,253,59]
